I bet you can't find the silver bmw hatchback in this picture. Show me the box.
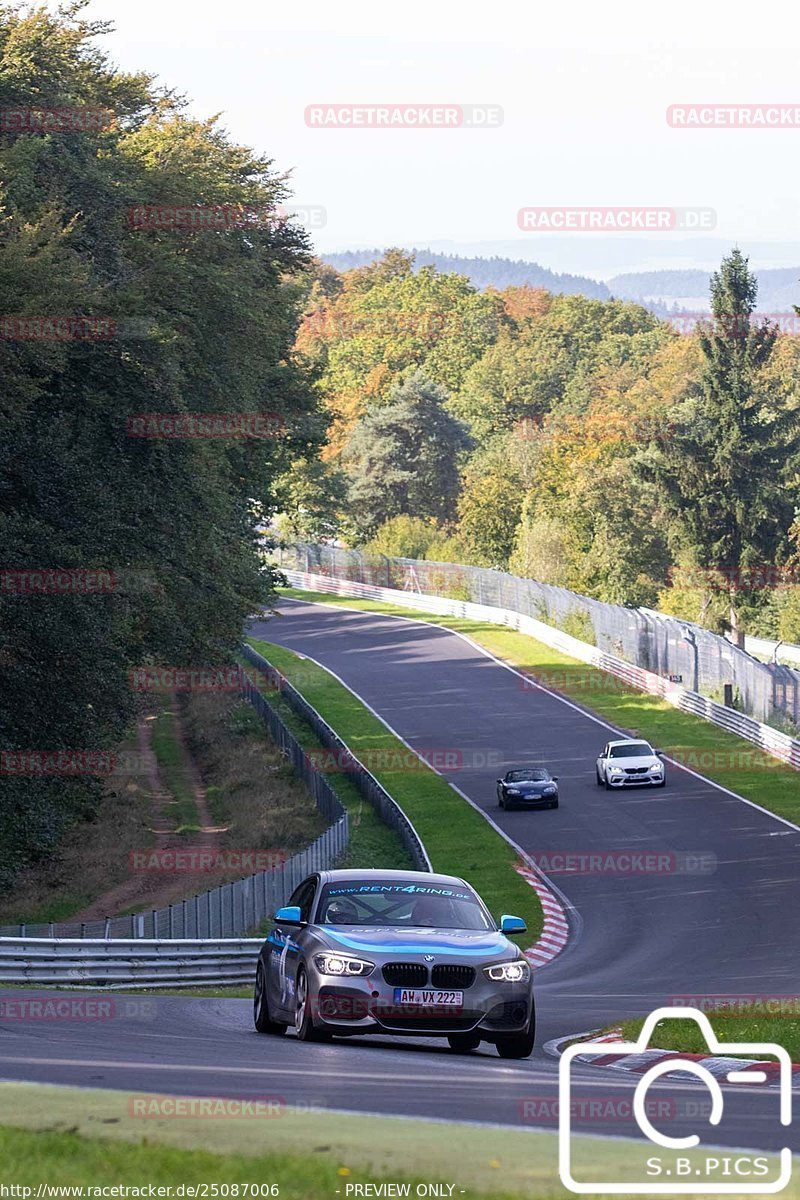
[254,868,535,1057]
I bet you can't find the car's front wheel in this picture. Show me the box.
[254,960,287,1035]
[495,1014,535,1059]
[595,769,603,786]
[655,776,667,788]
[448,1033,481,1054]
[294,965,331,1042]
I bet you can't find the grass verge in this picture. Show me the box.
[280,589,800,825]
[234,659,414,872]
[247,638,543,944]
[181,691,326,857]
[612,1011,800,1061]
[2,1083,794,1198]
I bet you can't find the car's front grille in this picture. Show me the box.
[382,962,428,987]
[431,964,476,989]
[624,766,648,774]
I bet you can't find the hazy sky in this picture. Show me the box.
[78,0,800,268]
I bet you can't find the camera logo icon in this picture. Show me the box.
[559,1007,792,1194]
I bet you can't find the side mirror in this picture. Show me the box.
[496,778,503,784]
[552,776,559,782]
[655,750,664,758]
[274,905,303,925]
[500,914,527,934]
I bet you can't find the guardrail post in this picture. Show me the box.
[48,923,54,938]
[103,918,111,939]
[131,914,137,938]
[80,923,86,939]
[19,924,25,937]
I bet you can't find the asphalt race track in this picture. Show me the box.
[2,598,799,1155]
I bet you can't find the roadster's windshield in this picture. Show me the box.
[316,881,493,930]
[506,769,550,782]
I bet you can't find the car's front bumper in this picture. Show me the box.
[313,978,533,1038]
[502,791,558,806]
[606,771,664,787]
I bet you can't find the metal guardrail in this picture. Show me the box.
[0,937,261,988]
[283,569,800,773]
[240,643,432,871]
[281,544,800,729]
[0,664,350,940]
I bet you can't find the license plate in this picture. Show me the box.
[393,988,463,1006]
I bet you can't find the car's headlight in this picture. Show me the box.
[314,953,374,977]
[506,788,521,795]
[610,767,624,775]
[483,960,531,983]
[543,785,556,794]
[650,760,663,770]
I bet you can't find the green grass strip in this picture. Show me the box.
[280,589,800,825]
[247,637,543,943]
[614,1011,800,1061]
[8,1082,793,1198]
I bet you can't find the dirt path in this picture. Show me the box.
[72,698,226,922]
[171,698,228,839]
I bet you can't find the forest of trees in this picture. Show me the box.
[0,4,323,888]
[287,249,800,644]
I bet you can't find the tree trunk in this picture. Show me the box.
[729,599,746,649]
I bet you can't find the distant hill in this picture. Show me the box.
[609,267,800,313]
[318,249,800,313]
[321,248,611,301]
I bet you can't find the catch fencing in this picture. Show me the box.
[279,544,800,731]
[0,661,349,940]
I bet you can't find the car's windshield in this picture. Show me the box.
[609,743,652,758]
[316,881,493,930]
[506,769,550,782]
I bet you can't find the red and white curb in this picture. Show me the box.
[545,1029,800,1088]
[515,863,571,968]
